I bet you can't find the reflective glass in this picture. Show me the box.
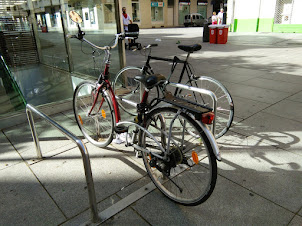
[64,0,121,78]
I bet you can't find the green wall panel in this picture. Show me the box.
[234,19,258,32]
[258,18,274,32]
[273,24,302,33]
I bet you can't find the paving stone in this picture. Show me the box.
[0,162,65,225]
[116,175,151,199]
[132,176,294,225]
[0,132,22,170]
[241,77,302,94]
[217,67,267,77]
[263,99,302,123]
[223,83,291,104]
[218,135,302,213]
[29,143,146,218]
[62,195,147,225]
[288,215,302,226]
[3,113,82,161]
[231,96,270,119]
[288,91,302,104]
[260,72,302,85]
[206,71,260,84]
[231,111,302,156]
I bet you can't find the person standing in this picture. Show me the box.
[218,8,224,25]
[122,7,132,31]
[211,12,218,25]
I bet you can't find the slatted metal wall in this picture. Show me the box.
[274,0,294,24]
[0,18,39,67]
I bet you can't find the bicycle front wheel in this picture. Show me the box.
[113,67,143,116]
[73,81,114,147]
[185,76,234,139]
[140,107,217,206]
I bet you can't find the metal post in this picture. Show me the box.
[25,104,100,223]
[26,108,42,159]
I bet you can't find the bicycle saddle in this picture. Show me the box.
[178,44,202,53]
[135,74,166,89]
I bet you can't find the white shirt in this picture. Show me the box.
[122,14,131,31]
[218,12,224,24]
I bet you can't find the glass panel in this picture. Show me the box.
[151,7,163,21]
[0,0,121,119]
[197,5,207,18]
[178,3,190,25]
[33,0,70,71]
[132,1,140,22]
[0,0,74,111]
[64,0,120,79]
[0,56,26,116]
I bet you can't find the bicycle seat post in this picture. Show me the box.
[185,52,191,62]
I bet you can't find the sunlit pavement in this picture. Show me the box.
[1,28,302,225]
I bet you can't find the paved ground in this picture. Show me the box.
[1,27,302,225]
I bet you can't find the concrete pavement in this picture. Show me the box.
[1,27,302,225]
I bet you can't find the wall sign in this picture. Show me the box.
[151,2,164,7]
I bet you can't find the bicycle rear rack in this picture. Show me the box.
[26,104,100,223]
[168,82,217,135]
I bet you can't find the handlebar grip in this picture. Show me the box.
[66,34,77,39]
[150,44,158,47]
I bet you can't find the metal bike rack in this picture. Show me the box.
[169,82,217,136]
[26,104,100,223]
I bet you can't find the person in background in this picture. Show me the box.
[218,8,224,25]
[212,12,217,25]
[122,7,132,31]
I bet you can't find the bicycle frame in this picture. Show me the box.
[91,65,122,125]
[142,53,197,94]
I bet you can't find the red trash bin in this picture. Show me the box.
[209,25,217,44]
[217,25,225,44]
[41,25,48,33]
[223,25,229,43]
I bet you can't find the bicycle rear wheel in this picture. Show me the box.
[183,76,234,139]
[73,81,114,147]
[113,67,142,116]
[140,107,217,206]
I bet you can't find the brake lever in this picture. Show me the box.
[76,24,85,40]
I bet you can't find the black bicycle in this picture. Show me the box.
[113,44,234,139]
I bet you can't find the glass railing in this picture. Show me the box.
[0,55,27,115]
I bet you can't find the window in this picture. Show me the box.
[132,1,140,22]
[168,0,174,7]
[151,0,164,22]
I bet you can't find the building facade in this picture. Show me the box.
[227,0,302,33]
[120,0,226,28]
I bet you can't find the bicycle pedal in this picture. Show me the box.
[114,125,128,134]
[135,150,142,158]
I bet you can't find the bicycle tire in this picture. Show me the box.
[140,107,217,206]
[180,76,234,139]
[113,67,143,116]
[73,81,114,147]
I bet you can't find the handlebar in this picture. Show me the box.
[146,44,158,49]
[67,25,125,50]
[82,34,124,50]
[132,43,158,52]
